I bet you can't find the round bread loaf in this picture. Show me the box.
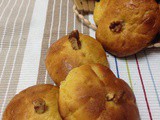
[59,64,140,120]
[3,84,62,120]
[95,0,160,57]
[45,30,108,86]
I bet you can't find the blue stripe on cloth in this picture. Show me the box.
[144,51,160,107]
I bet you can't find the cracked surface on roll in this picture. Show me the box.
[59,64,140,120]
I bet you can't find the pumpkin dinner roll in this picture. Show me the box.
[45,30,108,86]
[3,84,62,120]
[95,0,160,57]
[59,64,140,120]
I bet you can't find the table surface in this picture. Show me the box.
[0,0,160,119]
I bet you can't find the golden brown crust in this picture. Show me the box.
[59,64,140,120]
[95,0,160,57]
[94,0,109,25]
[45,31,108,86]
[3,84,62,120]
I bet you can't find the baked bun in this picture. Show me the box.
[45,30,108,86]
[59,64,140,120]
[95,0,160,57]
[3,84,62,120]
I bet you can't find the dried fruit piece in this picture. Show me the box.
[106,91,125,103]
[106,93,115,101]
[113,91,125,103]
[68,30,81,50]
[109,20,124,33]
[33,98,47,114]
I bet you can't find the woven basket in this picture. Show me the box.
[73,0,160,48]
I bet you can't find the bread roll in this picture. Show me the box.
[45,30,108,86]
[95,0,160,57]
[3,84,62,120]
[59,64,140,120]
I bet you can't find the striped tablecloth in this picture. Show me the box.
[0,0,160,119]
